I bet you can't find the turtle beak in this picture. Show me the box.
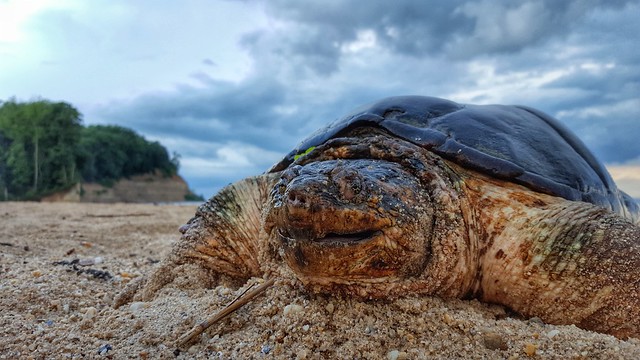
[277,227,381,246]
[269,162,392,246]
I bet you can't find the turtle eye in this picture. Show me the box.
[330,168,363,202]
[282,165,302,182]
[270,177,289,199]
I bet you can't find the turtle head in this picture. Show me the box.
[264,156,435,296]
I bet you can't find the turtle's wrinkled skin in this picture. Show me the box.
[116,97,640,339]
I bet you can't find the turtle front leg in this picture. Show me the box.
[178,173,281,278]
[115,173,280,306]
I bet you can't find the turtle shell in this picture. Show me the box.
[271,96,638,217]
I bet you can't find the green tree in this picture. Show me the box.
[78,125,178,183]
[0,98,181,200]
[0,131,12,200]
[0,99,82,198]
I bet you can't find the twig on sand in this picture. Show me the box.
[176,277,276,348]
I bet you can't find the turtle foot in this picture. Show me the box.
[113,256,234,308]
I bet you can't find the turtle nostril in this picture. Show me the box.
[287,190,307,207]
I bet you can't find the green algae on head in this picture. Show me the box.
[293,146,316,161]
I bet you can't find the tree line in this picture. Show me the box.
[0,99,180,200]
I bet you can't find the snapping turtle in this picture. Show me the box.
[120,96,640,338]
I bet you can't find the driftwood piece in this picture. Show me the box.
[176,278,276,348]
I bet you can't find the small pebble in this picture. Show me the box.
[442,313,454,325]
[546,329,560,338]
[296,349,308,359]
[78,257,103,266]
[302,324,310,332]
[129,302,146,313]
[388,350,399,360]
[84,307,97,319]
[97,343,112,355]
[78,258,95,266]
[283,304,303,317]
[524,343,537,357]
[483,332,508,350]
[217,286,231,296]
[32,270,42,277]
[325,302,335,314]
[387,350,407,360]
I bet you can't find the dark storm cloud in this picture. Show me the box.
[95,0,640,196]
[596,121,640,163]
[533,1,640,163]
[250,0,633,74]
[100,76,296,147]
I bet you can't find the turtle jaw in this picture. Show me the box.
[275,224,417,283]
[277,228,381,246]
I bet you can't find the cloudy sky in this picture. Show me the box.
[1,0,639,198]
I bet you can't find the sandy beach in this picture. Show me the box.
[1,201,639,359]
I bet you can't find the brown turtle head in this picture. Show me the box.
[264,154,435,294]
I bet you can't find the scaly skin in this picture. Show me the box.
[461,172,640,338]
